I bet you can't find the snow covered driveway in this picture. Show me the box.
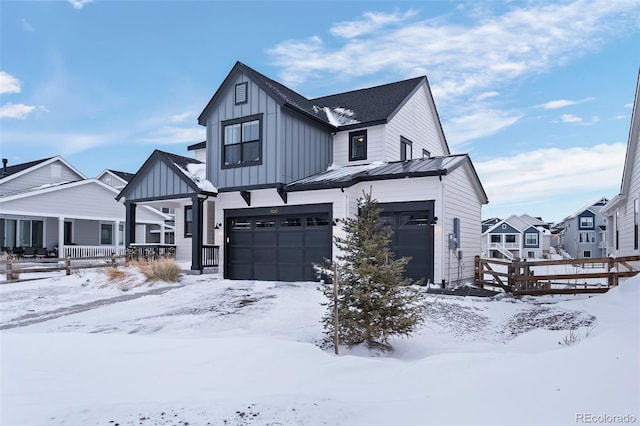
[1,269,638,425]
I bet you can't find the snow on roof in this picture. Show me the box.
[316,106,360,127]
[173,162,218,193]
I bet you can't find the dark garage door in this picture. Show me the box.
[379,201,434,284]
[225,204,332,282]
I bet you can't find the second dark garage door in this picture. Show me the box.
[225,204,332,282]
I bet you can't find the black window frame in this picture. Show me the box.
[348,129,367,161]
[221,114,263,169]
[400,136,413,161]
[422,149,430,159]
[184,205,193,238]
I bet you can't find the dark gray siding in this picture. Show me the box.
[205,73,332,189]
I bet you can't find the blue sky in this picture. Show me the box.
[1,0,639,223]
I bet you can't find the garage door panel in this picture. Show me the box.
[226,208,331,282]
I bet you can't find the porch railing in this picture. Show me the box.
[127,244,176,261]
[63,245,127,258]
[203,244,219,267]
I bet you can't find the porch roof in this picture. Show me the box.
[116,150,217,203]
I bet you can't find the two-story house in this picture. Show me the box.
[0,156,169,258]
[117,62,488,286]
[554,197,609,259]
[601,70,640,257]
[482,214,551,260]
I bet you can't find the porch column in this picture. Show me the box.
[125,202,137,247]
[191,194,204,273]
[114,220,120,252]
[160,222,165,245]
[58,217,65,258]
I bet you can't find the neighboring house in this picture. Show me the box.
[118,61,488,286]
[0,156,169,257]
[187,141,207,162]
[482,217,501,233]
[601,70,640,257]
[97,169,176,244]
[554,197,609,259]
[482,214,551,260]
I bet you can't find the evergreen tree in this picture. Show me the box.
[319,189,426,351]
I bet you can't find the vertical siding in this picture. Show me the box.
[0,160,84,196]
[282,111,332,182]
[128,161,192,201]
[385,85,449,161]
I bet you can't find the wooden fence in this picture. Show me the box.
[1,255,127,282]
[474,255,640,295]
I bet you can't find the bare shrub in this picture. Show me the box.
[105,267,128,281]
[143,258,182,282]
[559,328,580,346]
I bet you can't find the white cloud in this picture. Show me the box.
[330,10,418,39]
[21,18,35,32]
[269,0,639,101]
[444,109,522,147]
[0,71,22,94]
[0,103,37,119]
[615,113,628,120]
[536,97,595,109]
[477,91,500,101]
[168,111,193,123]
[139,126,205,145]
[67,0,92,9]
[625,103,633,108]
[476,143,626,221]
[561,113,583,123]
[1,130,114,156]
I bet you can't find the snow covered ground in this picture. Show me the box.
[1,267,638,425]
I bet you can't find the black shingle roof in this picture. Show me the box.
[1,157,54,179]
[107,170,135,182]
[198,62,426,130]
[158,150,203,169]
[187,141,206,151]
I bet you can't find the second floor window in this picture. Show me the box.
[579,231,596,243]
[349,130,367,161]
[222,114,262,168]
[401,137,413,161]
[579,216,594,229]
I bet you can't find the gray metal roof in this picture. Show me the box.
[285,155,470,191]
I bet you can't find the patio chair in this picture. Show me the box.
[12,247,24,257]
[22,247,36,259]
[35,248,48,259]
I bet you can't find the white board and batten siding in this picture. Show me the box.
[0,159,84,196]
[385,85,449,160]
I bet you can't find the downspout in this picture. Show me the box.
[440,174,446,288]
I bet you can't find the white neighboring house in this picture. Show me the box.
[482,214,551,260]
[0,156,170,258]
[118,62,488,286]
[601,70,640,257]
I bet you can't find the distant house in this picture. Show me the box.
[601,70,640,257]
[118,61,488,286]
[553,197,609,259]
[482,214,551,260]
[0,156,169,258]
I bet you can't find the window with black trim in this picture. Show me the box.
[222,114,262,168]
[348,130,367,161]
[235,82,248,105]
[634,198,639,250]
[400,137,413,161]
[184,206,193,237]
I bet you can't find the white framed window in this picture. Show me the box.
[525,233,538,246]
[579,231,596,243]
[490,234,501,243]
[579,216,594,228]
[583,250,592,258]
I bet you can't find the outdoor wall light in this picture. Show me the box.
[431,216,438,226]
[215,223,222,229]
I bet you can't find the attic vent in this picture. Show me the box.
[235,82,248,105]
